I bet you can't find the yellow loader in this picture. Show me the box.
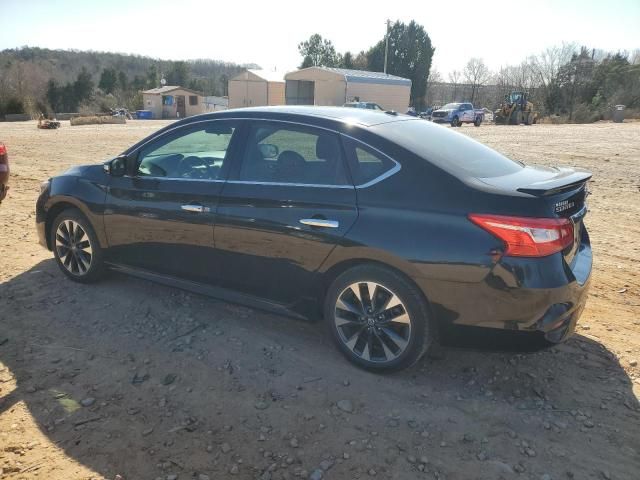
[494,91,537,125]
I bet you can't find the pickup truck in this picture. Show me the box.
[430,102,483,127]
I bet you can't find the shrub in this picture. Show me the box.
[571,104,600,124]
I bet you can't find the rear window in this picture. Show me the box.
[373,120,523,178]
[342,137,396,186]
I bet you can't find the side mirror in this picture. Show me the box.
[259,143,279,159]
[104,155,127,176]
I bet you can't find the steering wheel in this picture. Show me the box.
[178,156,211,179]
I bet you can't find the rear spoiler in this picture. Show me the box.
[517,170,592,196]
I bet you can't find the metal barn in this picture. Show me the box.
[284,67,411,112]
[228,69,286,109]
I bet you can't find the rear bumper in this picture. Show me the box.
[416,230,592,341]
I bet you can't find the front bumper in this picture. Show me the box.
[431,117,451,124]
[35,187,50,249]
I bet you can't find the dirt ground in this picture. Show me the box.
[0,119,638,480]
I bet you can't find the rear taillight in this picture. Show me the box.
[469,214,574,257]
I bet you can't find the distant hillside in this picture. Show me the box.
[0,46,259,114]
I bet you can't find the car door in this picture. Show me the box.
[465,103,474,121]
[214,120,358,306]
[103,120,239,283]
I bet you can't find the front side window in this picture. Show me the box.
[342,137,397,186]
[137,122,235,180]
[238,123,349,186]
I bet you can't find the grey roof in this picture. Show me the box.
[309,67,411,86]
[142,86,203,95]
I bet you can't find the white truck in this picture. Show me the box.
[430,102,483,127]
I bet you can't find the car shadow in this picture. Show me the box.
[1,260,638,479]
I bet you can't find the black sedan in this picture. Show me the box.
[36,106,592,371]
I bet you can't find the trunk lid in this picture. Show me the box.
[478,165,591,264]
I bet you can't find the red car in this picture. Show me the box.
[0,143,8,203]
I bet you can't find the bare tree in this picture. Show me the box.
[425,68,443,106]
[528,42,577,90]
[448,70,461,101]
[463,58,491,103]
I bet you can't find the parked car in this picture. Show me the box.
[431,102,483,127]
[343,101,384,111]
[36,106,592,371]
[0,142,8,203]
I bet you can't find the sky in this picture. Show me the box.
[1,0,639,77]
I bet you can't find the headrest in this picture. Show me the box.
[277,150,305,168]
[316,134,340,160]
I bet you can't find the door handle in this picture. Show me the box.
[299,218,339,228]
[181,204,208,213]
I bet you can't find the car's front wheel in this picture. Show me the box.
[51,208,105,283]
[324,265,432,371]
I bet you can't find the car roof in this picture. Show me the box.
[188,106,405,128]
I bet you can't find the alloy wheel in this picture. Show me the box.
[55,220,93,275]
[334,282,412,363]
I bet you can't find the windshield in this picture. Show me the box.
[372,119,524,178]
[441,103,461,110]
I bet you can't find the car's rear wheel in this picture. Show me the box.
[51,209,105,283]
[324,265,432,371]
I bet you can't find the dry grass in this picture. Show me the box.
[70,115,126,126]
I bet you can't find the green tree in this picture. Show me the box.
[146,65,159,89]
[73,67,94,103]
[367,20,435,109]
[46,79,60,111]
[118,70,128,92]
[341,51,354,69]
[188,78,206,93]
[298,34,340,68]
[166,61,190,86]
[98,67,117,94]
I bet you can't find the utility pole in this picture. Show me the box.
[384,19,391,74]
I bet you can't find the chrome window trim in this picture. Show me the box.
[226,180,353,189]
[126,175,226,183]
[127,117,401,189]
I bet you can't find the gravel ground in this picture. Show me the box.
[0,120,638,480]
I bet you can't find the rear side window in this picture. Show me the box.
[342,137,396,186]
[238,123,349,186]
[373,120,523,178]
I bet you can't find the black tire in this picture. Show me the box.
[324,264,432,372]
[51,208,105,283]
[451,116,460,127]
[474,116,482,127]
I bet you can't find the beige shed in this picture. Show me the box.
[284,67,411,112]
[142,86,206,119]
[228,69,286,109]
